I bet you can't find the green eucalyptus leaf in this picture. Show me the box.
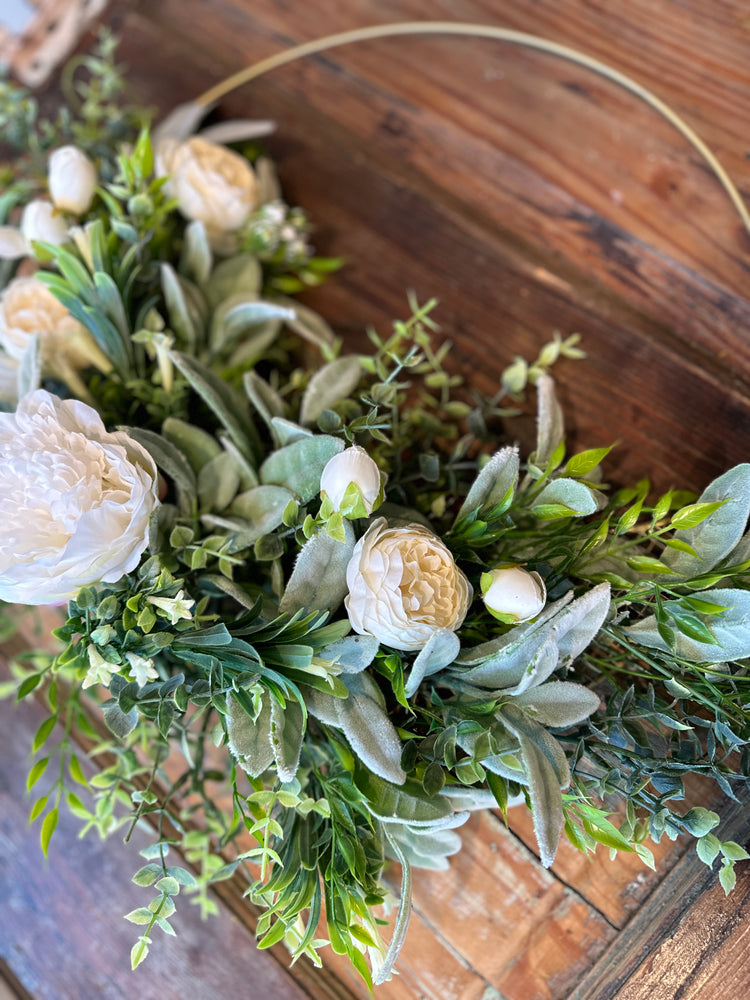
[103,703,138,740]
[533,478,600,518]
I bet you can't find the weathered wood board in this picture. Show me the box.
[2,1,749,999]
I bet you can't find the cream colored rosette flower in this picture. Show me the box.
[0,390,159,605]
[480,563,546,624]
[48,145,98,215]
[0,275,111,377]
[345,518,472,651]
[157,135,258,249]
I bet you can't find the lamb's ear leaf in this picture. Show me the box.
[512,681,601,728]
[354,769,455,827]
[333,673,406,786]
[535,374,564,467]
[299,356,362,426]
[498,704,567,868]
[455,446,519,522]
[404,629,460,697]
[624,587,750,663]
[270,697,305,783]
[319,635,380,674]
[664,465,750,576]
[372,830,412,985]
[226,692,273,778]
[279,522,355,615]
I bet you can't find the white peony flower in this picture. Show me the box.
[345,518,472,651]
[48,146,98,215]
[0,390,160,605]
[20,199,70,248]
[320,445,384,517]
[156,136,257,247]
[0,275,110,374]
[481,564,547,624]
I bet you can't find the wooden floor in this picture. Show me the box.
[2,1,750,998]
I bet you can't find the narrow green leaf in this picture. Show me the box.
[29,795,48,823]
[40,807,58,856]
[565,445,613,478]
[27,756,49,791]
[32,715,57,752]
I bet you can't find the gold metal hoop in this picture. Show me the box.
[196,21,750,239]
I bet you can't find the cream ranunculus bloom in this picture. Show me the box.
[157,136,258,245]
[345,518,472,651]
[0,390,159,605]
[0,275,110,374]
[48,145,98,215]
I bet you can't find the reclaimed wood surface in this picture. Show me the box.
[2,1,750,999]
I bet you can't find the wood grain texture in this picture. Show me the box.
[7,2,749,998]
[0,693,313,1000]
[101,0,750,493]
[570,795,750,1000]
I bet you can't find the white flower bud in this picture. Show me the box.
[481,564,546,624]
[320,445,383,516]
[20,200,70,248]
[48,145,98,215]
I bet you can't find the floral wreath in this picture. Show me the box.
[0,26,748,988]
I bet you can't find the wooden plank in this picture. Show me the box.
[408,809,617,1000]
[569,795,750,1000]
[0,692,312,1000]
